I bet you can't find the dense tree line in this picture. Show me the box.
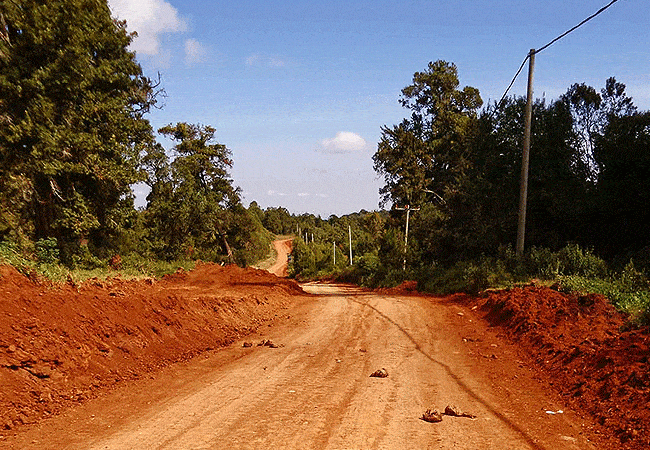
[290,62,649,286]
[0,0,270,268]
[373,60,650,274]
[1,1,647,283]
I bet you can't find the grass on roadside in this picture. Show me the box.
[415,244,650,326]
[1,239,197,283]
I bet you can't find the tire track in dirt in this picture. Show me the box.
[350,294,545,449]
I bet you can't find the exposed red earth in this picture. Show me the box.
[467,285,650,449]
[0,263,302,434]
[266,238,293,277]
[0,246,647,449]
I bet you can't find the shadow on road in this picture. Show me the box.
[340,293,547,450]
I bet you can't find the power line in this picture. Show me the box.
[536,0,620,55]
[492,0,621,114]
[494,54,530,113]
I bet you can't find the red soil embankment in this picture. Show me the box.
[457,286,650,450]
[0,263,303,431]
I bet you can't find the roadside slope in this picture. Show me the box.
[464,286,650,449]
[3,284,608,450]
[0,263,303,432]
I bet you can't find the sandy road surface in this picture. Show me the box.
[266,238,292,277]
[4,284,600,450]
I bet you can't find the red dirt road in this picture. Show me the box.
[3,283,608,449]
[2,242,648,449]
[0,263,302,440]
[267,238,292,277]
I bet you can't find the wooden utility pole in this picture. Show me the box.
[348,225,353,265]
[395,205,420,271]
[516,49,536,257]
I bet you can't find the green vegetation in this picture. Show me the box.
[0,4,648,323]
[0,1,273,279]
[0,0,157,264]
[558,262,650,324]
[287,60,650,325]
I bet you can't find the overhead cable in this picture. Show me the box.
[536,0,620,54]
[491,0,621,115]
[494,54,530,113]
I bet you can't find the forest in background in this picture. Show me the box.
[1,1,649,322]
[286,60,650,323]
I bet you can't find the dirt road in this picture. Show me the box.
[4,283,602,450]
[267,238,292,277]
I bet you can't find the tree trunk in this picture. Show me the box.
[221,233,234,264]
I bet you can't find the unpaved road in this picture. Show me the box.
[3,283,601,450]
[267,238,292,277]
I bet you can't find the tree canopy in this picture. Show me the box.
[1,4,649,283]
[373,60,482,208]
[143,122,246,262]
[0,0,157,262]
[373,61,649,270]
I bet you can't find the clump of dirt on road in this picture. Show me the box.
[462,285,650,450]
[376,280,419,295]
[0,263,303,431]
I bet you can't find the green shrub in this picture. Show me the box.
[619,260,649,291]
[35,238,59,264]
[0,240,32,273]
[559,261,650,325]
[417,255,514,295]
[234,227,274,267]
[347,251,381,286]
[521,244,608,279]
[71,246,106,270]
[526,246,559,278]
[557,244,608,278]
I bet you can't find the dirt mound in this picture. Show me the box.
[0,263,304,431]
[376,280,420,296]
[462,286,650,449]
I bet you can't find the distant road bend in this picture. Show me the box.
[267,238,292,277]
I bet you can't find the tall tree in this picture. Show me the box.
[0,0,157,259]
[600,77,636,120]
[373,60,482,208]
[561,83,602,180]
[145,123,241,261]
[561,78,637,183]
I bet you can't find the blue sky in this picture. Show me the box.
[108,0,649,217]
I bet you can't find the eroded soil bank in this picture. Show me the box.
[1,265,648,449]
[453,286,650,450]
[0,263,303,431]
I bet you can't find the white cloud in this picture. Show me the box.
[109,0,188,55]
[269,57,286,68]
[185,38,207,65]
[246,54,261,66]
[298,193,310,197]
[267,190,287,197]
[321,132,367,153]
[246,54,287,68]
